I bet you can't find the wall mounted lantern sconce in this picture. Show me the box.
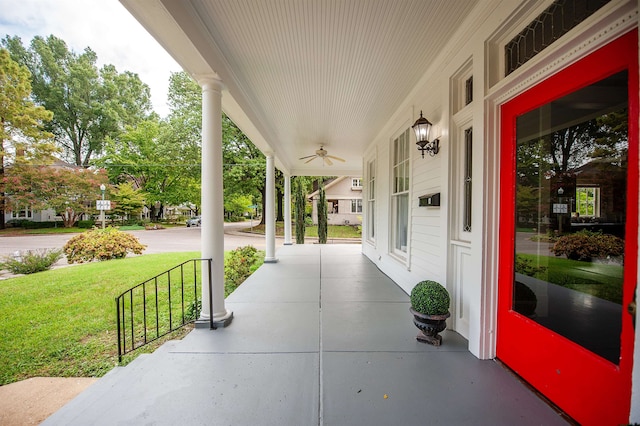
[412,110,440,158]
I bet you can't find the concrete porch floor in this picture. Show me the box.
[44,244,569,425]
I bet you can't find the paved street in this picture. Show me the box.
[0,222,273,257]
[0,222,281,278]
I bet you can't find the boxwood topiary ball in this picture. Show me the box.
[410,280,450,315]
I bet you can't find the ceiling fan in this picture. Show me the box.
[298,146,346,166]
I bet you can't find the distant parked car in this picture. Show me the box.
[186,216,201,227]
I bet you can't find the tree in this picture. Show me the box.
[317,183,327,244]
[0,48,56,228]
[295,177,306,244]
[224,193,252,220]
[163,72,203,211]
[100,119,196,221]
[162,71,268,220]
[111,182,146,223]
[222,114,266,223]
[6,165,109,227]
[2,35,152,166]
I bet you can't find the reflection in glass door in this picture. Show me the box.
[497,30,638,426]
[513,71,628,364]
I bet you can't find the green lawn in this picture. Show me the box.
[0,251,261,385]
[516,253,623,304]
[245,223,361,238]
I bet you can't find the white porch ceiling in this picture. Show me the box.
[121,0,479,176]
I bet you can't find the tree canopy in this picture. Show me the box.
[2,35,153,167]
[0,48,56,228]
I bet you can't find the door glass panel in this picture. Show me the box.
[513,71,628,364]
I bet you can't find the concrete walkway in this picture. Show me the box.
[43,244,569,425]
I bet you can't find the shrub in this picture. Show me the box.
[410,280,450,315]
[551,230,624,261]
[317,185,327,244]
[144,223,165,230]
[21,221,59,229]
[515,255,547,277]
[77,220,95,229]
[224,245,260,295]
[0,249,63,274]
[5,219,31,228]
[63,227,146,263]
[185,299,202,321]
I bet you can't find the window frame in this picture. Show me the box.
[366,158,376,243]
[390,128,411,258]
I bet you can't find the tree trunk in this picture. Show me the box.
[0,130,5,230]
[259,186,266,226]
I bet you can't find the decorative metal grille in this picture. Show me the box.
[505,0,611,75]
[465,76,473,105]
[463,128,473,233]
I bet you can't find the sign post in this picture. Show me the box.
[97,184,111,229]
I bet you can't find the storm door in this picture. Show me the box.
[497,31,638,426]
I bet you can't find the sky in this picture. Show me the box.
[0,0,182,117]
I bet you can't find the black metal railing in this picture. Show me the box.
[116,258,211,362]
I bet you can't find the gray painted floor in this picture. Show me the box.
[44,244,569,425]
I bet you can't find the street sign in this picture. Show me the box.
[248,204,258,209]
[552,203,568,214]
[96,200,112,210]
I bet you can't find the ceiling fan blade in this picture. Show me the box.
[324,157,333,166]
[299,155,316,160]
[326,155,345,162]
[305,156,318,164]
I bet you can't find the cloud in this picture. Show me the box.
[0,0,181,117]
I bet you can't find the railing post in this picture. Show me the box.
[116,296,122,363]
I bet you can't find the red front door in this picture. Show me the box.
[497,30,638,425]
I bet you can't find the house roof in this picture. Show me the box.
[120,0,480,176]
[307,176,346,199]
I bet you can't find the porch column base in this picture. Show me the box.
[195,310,234,329]
[264,257,278,263]
[283,242,293,246]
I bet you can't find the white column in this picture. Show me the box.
[264,152,277,262]
[283,174,292,245]
[198,76,232,327]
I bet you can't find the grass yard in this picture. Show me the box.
[0,250,263,385]
[245,223,361,238]
[516,253,623,304]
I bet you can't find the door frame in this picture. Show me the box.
[496,30,638,424]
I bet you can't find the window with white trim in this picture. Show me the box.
[366,158,376,241]
[351,178,362,189]
[11,207,33,219]
[351,199,362,213]
[576,187,600,217]
[391,128,410,255]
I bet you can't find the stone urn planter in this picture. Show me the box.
[409,280,450,346]
[410,308,450,346]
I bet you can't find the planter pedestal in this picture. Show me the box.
[410,308,450,346]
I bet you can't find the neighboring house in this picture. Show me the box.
[308,177,362,225]
[122,2,640,423]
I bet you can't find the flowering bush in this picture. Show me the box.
[551,230,624,261]
[224,245,261,295]
[63,227,146,263]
